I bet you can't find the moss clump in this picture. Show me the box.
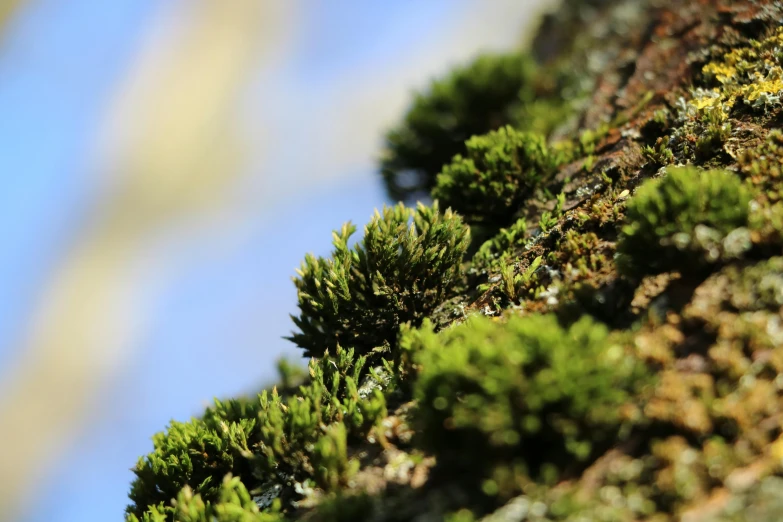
[642,136,674,168]
[404,314,648,499]
[127,348,387,519]
[739,129,783,204]
[129,475,284,522]
[381,52,535,203]
[253,348,386,492]
[289,202,470,359]
[432,126,560,226]
[127,407,260,518]
[617,166,752,277]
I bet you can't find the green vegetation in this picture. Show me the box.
[381,52,534,203]
[128,2,783,521]
[252,348,386,492]
[127,348,386,519]
[432,126,560,226]
[471,217,528,275]
[739,129,783,204]
[642,136,674,167]
[497,255,542,303]
[127,407,259,518]
[406,314,648,499]
[128,476,283,522]
[617,166,752,277]
[288,202,469,358]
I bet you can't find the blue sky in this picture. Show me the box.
[0,0,154,369]
[0,2,534,520]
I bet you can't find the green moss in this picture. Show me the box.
[253,348,386,491]
[556,229,608,281]
[311,423,359,493]
[695,107,732,161]
[642,136,674,168]
[471,218,528,275]
[127,348,387,519]
[126,410,259,518]
[497,255,543,304]
[617,166,752,277]
[289,202,470,358]
[739,129,783,204]
[405,314,648,500]
[128,475,284,522]
[380,52,535,203]
[432,126,561,226]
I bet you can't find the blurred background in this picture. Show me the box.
[0,1,547,520]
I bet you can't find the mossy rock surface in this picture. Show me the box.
[127,1,783,521]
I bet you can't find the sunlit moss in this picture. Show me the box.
[617,166,752,277]
[381,52,535,203]
[406,314,648,499]
[289,202,470,358]
[432,126,562,226]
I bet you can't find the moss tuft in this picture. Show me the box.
[126,410,259,518]
[289,202,470,358]
[381,52,535,203]
[128,475,284,522]
[405,314,648,500]
[127,347,387,519]
[432,126,561,226]
[617,166,752,277]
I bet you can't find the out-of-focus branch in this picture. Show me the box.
[0,0,23,32]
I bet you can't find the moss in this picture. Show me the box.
[289,202,470,358]
[556,229,609,282]
[617,166,752,277]
[642,136,674,168]
[128,475,284,522]
[406,314,649,500]
[471,217,529,276]
[432,126,561,227]
[126,410,259,518]
[253,348,387,494]
[311,424,359,493]
[380,52,535,203]
[695,107,733,161]
[497,255,543,304]
[128,348,387,519]
[738,129,783,204]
